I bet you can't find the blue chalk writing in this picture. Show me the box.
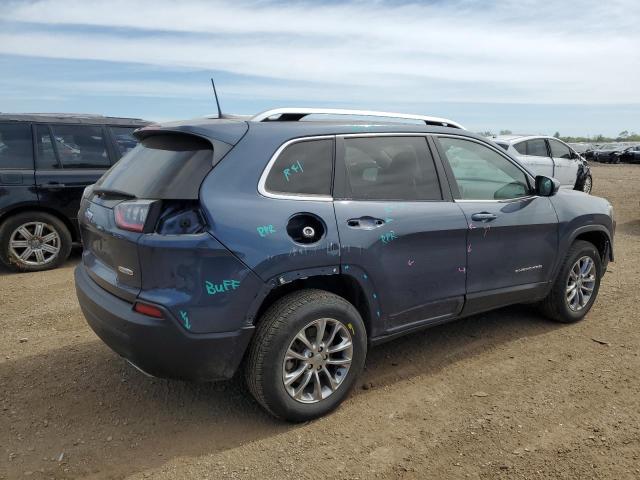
[179,310,191,330]
[363,273,368,280]
[283,160,304,182]
[205,279,241,295]
[372,293,377,299]
[344,264,350,270]
[257,224,276,237]
[380,230,398,245]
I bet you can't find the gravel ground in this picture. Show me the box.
[1,164,638,480]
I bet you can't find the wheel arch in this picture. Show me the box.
[570,225,613,263]
[248,271,374,341]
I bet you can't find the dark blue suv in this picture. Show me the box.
[74,108,615,421]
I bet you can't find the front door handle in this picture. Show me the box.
[471,212,497,222]
[347,216,385,230]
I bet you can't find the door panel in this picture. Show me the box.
[548,139,578,186]
[333,135,468,335]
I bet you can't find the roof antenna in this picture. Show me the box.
[210,78,223,118]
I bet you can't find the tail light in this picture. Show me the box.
[114,200,157,233]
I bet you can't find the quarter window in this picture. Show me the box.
[110,127,139,158]
[0,122,33,169]
[49,125,110,168]
[548,139,572,159]
[264,139,334,196]
[437,137,532,200]
[342,136,442,200]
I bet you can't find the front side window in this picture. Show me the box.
[264,139,333,196]
[0,122,33,169]
[342,136,442,200]
[49,125,110,168]
[548,139,572,159]
[526,139,549,157]
[437,137,532,200]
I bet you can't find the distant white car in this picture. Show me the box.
[493,135,593,193]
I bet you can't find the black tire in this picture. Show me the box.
[0,211,72,272]
[538,240,602,323]
[579,174,593,194]
[245,289,367,422]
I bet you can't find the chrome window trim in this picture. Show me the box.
[435,133,537,201]
[257,135,335,202]
[251,108,465,129]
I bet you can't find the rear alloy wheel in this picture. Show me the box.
[0,212,72,272]
[246,289,366,422]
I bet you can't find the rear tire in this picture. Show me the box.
[245,289,367,422]
[0,211,72,272]
[538,240,602,323]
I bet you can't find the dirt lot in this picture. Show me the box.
[1,164,639,480]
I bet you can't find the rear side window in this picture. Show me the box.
[342,136,442,201]
[0,122,33,169]
[548,139,571,159]
[110,127,139,158]
[50,125,110,168]
[95,134,213,199]
[35,125,59,169]
[264,139,333,196]
[525,139,548,157]
[513,142,526,155]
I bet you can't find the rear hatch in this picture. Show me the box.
[78,130,235,302]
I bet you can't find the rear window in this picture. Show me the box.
[0,122,34,169]
[95,134,213,199]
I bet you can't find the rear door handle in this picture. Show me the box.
[471,212,497,222]
[347,216,385,230]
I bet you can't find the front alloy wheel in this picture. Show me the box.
[581,175,593,194]
[565,256,596,311]
[9,221,61,267]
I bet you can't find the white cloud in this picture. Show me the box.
[1,0,639,104]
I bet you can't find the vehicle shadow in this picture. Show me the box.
[0,305,562,479]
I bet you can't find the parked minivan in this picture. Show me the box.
[75,108,614,422]
[0,113,149,271]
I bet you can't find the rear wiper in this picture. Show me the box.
[92,187,137,199]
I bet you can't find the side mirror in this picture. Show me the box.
[535,175,560,196]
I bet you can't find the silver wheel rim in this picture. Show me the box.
[9,222,61,266]
[583,176,592,193]
[566,256,596,311]
[282,318,353,404]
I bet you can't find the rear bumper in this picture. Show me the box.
[74,265,254,381]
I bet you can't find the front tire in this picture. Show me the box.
[538,240,602,323]
[0,211,72,272]
[580,174,593,194]
[245,289,367,422]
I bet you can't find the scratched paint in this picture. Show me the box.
[407,259,415,266]
[467,244,472,253]
[256,224,276,237]
[468,223,476,230]
[205,279,241,295]
[458,267,466,273]
[283,160,304,182]
[179,310,191,330]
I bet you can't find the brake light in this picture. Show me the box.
[114,200,154,232]
[133,302,164,318]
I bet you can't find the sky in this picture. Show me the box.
[1,0,639,136]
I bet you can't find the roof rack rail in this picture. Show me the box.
[250,108,464,129]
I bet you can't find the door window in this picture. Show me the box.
[35,125,60,169]
[437,137,532,200]
[264,139,333,196]
[109,127,139,158]
[548,139,572,159]
[513,142,527,155]
[342,136,442,200]
[0,122,33,169]
[49,125,110,168]
[525,139,549,157]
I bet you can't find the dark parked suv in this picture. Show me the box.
[74,108,615,421]
[0,113,149,271]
